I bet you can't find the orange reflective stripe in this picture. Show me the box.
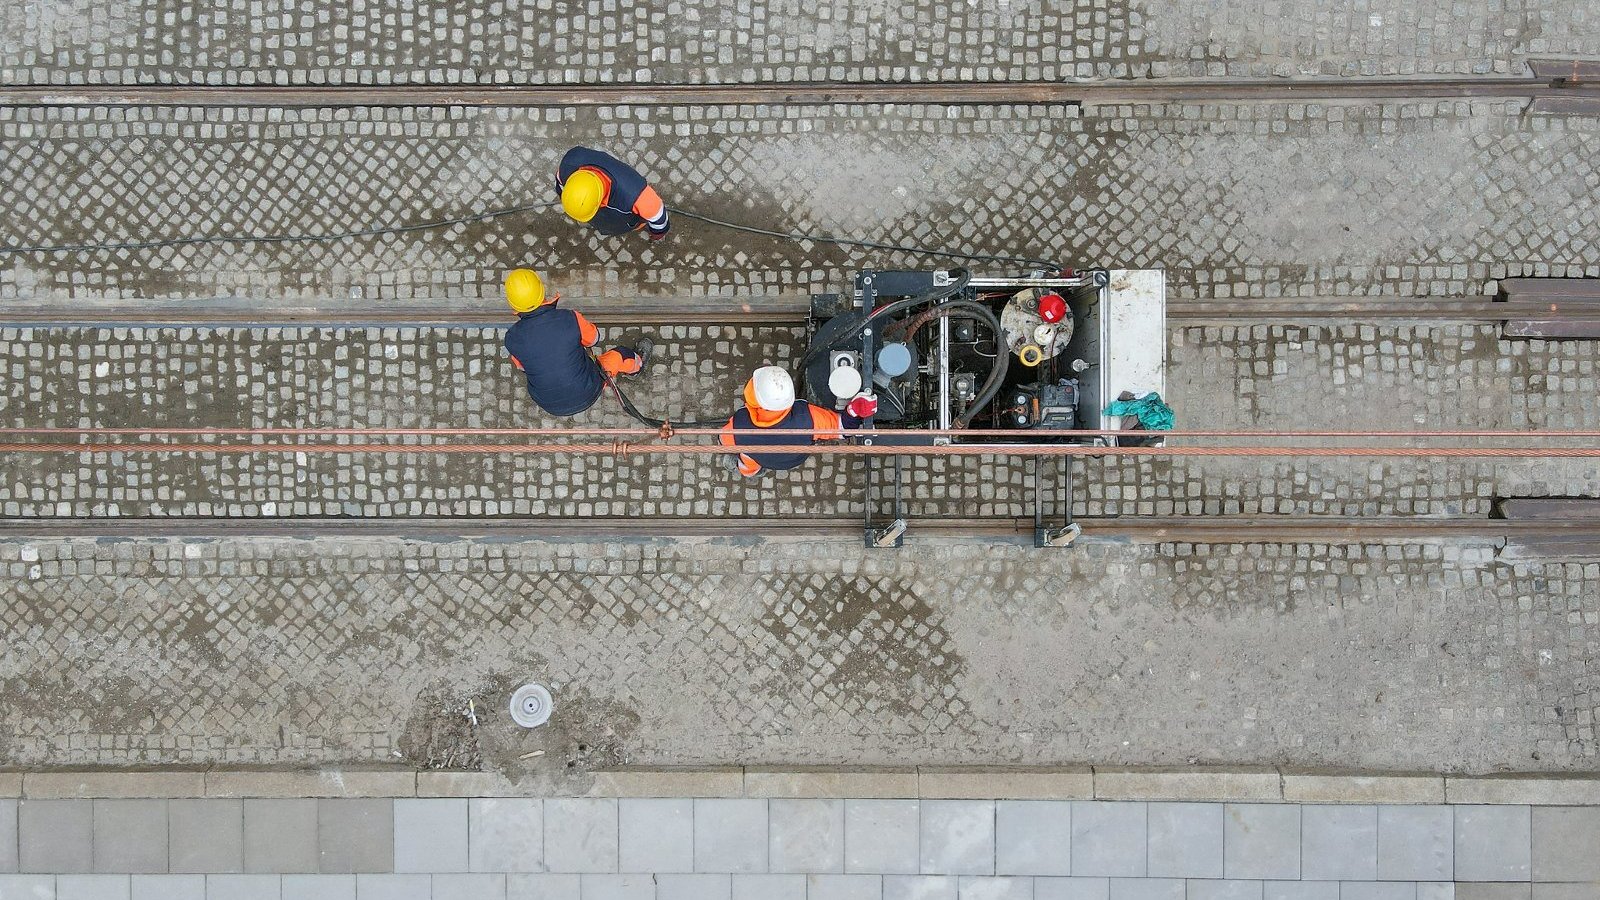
[632,186,665,222]
[574,311,599,348]
[810,405,844,441]
[720,418,762,475]
[508,353,525,372]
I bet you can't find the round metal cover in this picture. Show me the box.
[509,683,554,728]
[876,342,913,378]
[1000,289,1074,359]
[828,365,863,399]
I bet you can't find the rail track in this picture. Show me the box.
[2,66,1597,110]
[1,66,1593,548]
[0,513,1594,545]
[0,294,1535,328]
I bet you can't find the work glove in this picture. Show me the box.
[846,392,878,419]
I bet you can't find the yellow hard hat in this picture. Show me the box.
[561,169,606,223]
[505,268,546,313]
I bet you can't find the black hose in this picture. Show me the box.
[604,376,729,429]
[797,269,972,375]
[0,201,563,254]
[887,298,1010,428]
[669,209,1061,270]
[947,303,1010,428]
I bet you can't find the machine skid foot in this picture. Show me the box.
[868,518,908,549]
[1036,522,1082,549]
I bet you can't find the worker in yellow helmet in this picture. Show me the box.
[557,146,670,241]
[502,269,653,417]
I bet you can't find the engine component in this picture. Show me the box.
[999,288,1074,360]
[829,349,860,372]
[874,384,909,421]
[952,373,977,404]
[1033,381,1080,429]
[1017,344,1044,367]
[1003,381,1080,430]
[877,342,913,379]
[1038,292,1068,324]
[828,365,863,402]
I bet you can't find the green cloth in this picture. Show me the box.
[1103,392,1174,431]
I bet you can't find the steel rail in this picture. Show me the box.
[1,75,1597,108]
[0,309,807,328]
[0,514,1592,544]
[0,296,1530,328]
[1167,296,1514,322]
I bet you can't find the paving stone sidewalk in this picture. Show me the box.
[3,795,1599,899]
[0,323,1593,520]
[2,102,1595,312]
[2,0,1595,85]
[1,535,1596,772]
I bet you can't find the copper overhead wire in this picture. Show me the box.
[0,442,1597,459]
[1,426,1600,439]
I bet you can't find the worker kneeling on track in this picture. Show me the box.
[503,268,653,417]
[720,366,875,478]
[557,145,670,241]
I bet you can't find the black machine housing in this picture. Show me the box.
[803,268,1109,446]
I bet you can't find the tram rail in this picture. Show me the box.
[0,513,1594,544]
[1,68,1597,110]
[0,294,1540,328]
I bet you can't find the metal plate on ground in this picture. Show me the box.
[509,683,554,728]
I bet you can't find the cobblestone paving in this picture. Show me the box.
[0,323,1594,520]
[1,0,1595,84]
[1,535,1595,774]
[2,102,1596,311]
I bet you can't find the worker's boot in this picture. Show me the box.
[632,338,654,373]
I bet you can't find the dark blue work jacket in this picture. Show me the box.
[504,307,604,417]
[729,404,818,471]
[557,146,656,236]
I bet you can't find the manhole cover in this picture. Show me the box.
[508,683,554,728]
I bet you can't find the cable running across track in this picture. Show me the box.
[0,203,1060,269]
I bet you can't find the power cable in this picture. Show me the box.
[0,200,1063,272]
[667,207,1061,270]
[0,201,561,255]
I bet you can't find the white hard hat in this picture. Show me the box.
[750,365,796,412]
[827,365,863,400]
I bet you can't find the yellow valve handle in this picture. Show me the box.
[1018,343,1043,367]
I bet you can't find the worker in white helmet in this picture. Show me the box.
[718,365,875,477]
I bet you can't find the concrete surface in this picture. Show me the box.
[0,536,1596,773]
[6,795,1600,899]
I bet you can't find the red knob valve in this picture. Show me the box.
[1037,293,1067,324]
[847,392,879,419]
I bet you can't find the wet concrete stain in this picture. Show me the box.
[757,574,965,718]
